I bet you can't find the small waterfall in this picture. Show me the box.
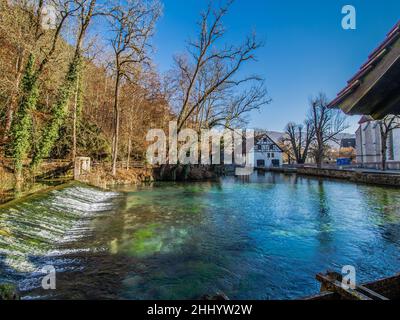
[0,183,119,297]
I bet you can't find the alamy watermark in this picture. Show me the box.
[341,265,356,290]
[342,5,356,30]
[41,265,56,290]
[146,122,255,176]
[41,3,58,30]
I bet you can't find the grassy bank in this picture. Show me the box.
[0,159,73,204]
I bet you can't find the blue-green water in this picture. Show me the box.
[1,172,400,299]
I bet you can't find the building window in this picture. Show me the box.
[269,145,274,150]
[271,153,275,158]
[258,145,262,150]
[267,153,270,158]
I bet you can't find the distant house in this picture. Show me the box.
[356,116,400,168]
[251,132,283,168]
[340,138,356,149]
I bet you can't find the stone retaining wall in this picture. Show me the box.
[296,167,400,187]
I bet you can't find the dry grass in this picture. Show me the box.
[0,165,14,192]
[78,164,154,189]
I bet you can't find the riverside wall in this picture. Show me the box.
[296,167,400,187]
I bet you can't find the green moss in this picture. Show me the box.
[129,224,162,257]
[11,54,39,178]
[0,284,19,300]
[31,56,82,170]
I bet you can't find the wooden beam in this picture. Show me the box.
[370,87,400,119]
[316,272,389,300]
[357,285,390,301]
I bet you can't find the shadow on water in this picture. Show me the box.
[363,187,400,245]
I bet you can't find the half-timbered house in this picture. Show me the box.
[251,132,283,168]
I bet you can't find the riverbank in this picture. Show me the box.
[0,159,72,204]
[78,164,219,189]
[153,164,218,182]
[77,164,154,189]
[269,166,400,187]
[297,167,400,187]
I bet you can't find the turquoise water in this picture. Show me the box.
[1,172,400,299]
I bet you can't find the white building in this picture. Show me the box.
[356,116,400,169]
[251,132,283,168]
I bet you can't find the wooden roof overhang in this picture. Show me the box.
[328,22,400,119]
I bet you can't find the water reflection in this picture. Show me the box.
[314,181,333,247]
[1,173,400,300]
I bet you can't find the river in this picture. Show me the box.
[1,172,400,299]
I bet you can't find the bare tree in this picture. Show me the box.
[283,120,314,164]
[30,0,98,170]
[172,0,266,134]
[107,0,161,175]
[308,93,348,168]
[1,0,80,144]
[378,115,400,171]
[201,82,269,131]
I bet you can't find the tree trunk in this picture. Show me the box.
[112,74,121,176]
[317,153,323,168]
[315,135,323,168]
[381,135,387,171]
[126,137,131,170]
[72,73,80,161]
[316,147,323,169]
[2,51,25,144]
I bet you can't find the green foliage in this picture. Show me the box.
[31,56,81,170]
[0,283,19,300]
[11,54,39,178]
[76,71,84,117]
[51,119,111,160]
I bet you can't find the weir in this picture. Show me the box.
[0,184,119,298]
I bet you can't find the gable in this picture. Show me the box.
[254,134,283,152]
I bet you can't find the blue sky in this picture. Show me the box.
[151,0,400,133]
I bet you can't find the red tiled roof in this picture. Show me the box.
[358,115,374,124]
[328,20,400,108]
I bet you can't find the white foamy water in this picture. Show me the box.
[0,184,120,293]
